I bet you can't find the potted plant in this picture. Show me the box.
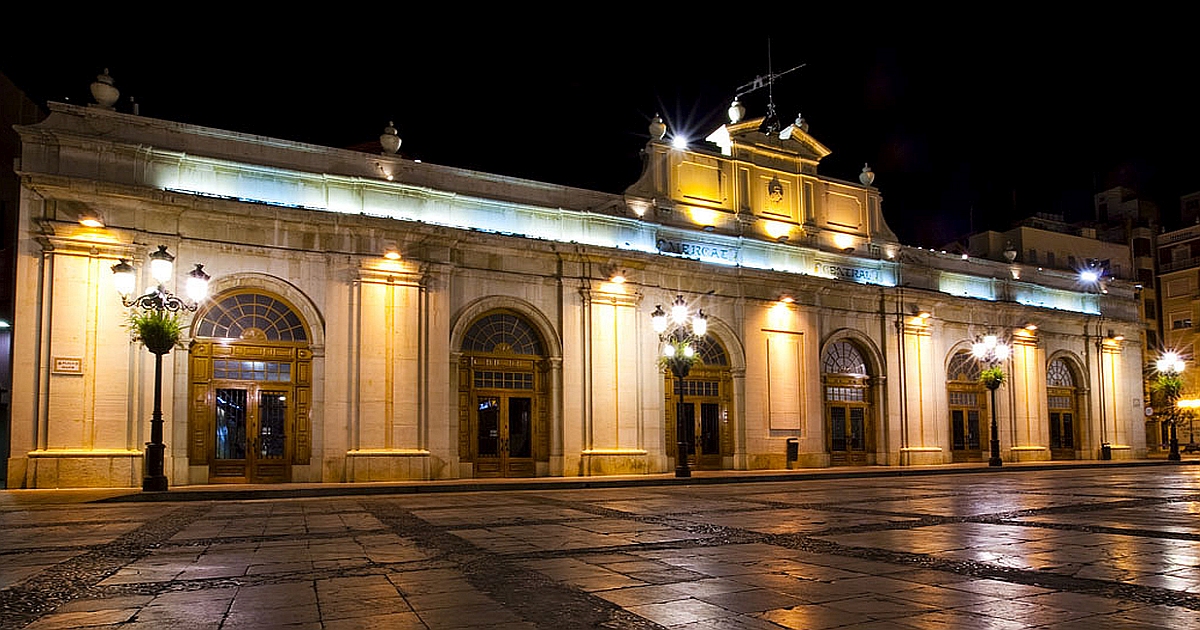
[128,310,183,355]
[979,365,1005,391]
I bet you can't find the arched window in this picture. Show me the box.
[196,292,307,341]
[822,340,868,376]
[462,313,544,355]
[1047,359,1074,387]
[947,351,982,382]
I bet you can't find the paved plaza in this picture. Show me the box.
[2,464,1200,629]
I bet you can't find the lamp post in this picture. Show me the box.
[651,295,707,478]
[1153,351,1185,462]
[112,245,210,491]
[972,333,1011,467]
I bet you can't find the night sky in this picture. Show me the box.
[4,11,1196,248]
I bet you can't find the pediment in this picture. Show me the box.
[719,117,832,164]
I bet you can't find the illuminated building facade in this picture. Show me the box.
[7,89,1146,488]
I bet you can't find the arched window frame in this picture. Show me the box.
[462,312,544,355]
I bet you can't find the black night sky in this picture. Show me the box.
[3,10,1197,249]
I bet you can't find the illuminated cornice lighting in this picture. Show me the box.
[1023,323,1038,331]
[79,212,105,228]
[779,295,795,304]
[831,232,855,251]
[763,220,792,241]
[688,207,719,229]
[383,249,401,260]
[609,269,627,284]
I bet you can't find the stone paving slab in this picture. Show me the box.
[2,465,1200,628]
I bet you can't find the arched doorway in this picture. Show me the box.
[458,311,549,478]
[822,339,875,466]
[1047,357,1080,459]
[189,290,313,483]
[947,350,987,462]
[664,336,733,470]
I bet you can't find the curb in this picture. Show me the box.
[88,459,1200,504]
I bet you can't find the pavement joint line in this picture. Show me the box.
[0,504,212,630]
[77,459,1200,504]
[361,499,668,630]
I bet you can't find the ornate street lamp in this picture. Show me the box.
[652,294,707,478]
[112,245,210,491]
[1153,351,1186,462]
[972,333,1011,467]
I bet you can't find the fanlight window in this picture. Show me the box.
[665,330,728,366]
[693,337,728,366]
[947,351,982,382]
[1047,359,1074,387]
[822,341,868,376]
[463,313,544,355]
[196,293,307,341]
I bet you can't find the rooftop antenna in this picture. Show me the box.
[734,40,805,134]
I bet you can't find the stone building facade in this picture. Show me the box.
[7,97,1146,488]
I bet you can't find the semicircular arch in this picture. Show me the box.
[451,296,562,359]
[1047,350,1088,388]
[197,272,325,352]
[701,315,746,372]
[820,328,883,377]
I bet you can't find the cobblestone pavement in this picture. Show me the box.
[3,465,1200,629]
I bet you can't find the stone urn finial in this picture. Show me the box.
[90,68,119,109]
[728,100,745,124]
[649,114,666,141]
[380,121,401,154]
[859,163,875,186]
[1004,240,1018,263]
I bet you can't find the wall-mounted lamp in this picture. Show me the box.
[383,249,401,260]
[79,212,105,228]
[779,295,795,304]
[609,269,627,284]
[1023,323,1038,331]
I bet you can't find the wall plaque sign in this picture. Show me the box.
[52,356,83,375]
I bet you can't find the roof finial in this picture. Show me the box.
[380,121,401,154]
[89,68,119,109]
